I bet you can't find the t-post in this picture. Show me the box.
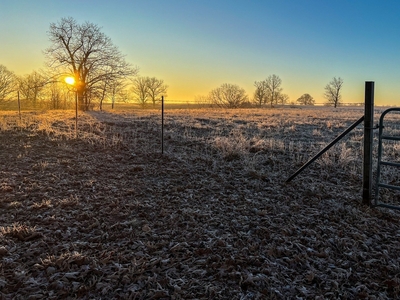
[75,90,78,138]
[161,95,164,154]
[17,91,21,121]
[362,81,374,205]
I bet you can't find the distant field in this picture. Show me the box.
[0,106,400,298]
[1,98,391,112]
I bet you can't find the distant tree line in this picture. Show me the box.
[0,63,168,110]
[195,75,343,108]
[0,17,345,110]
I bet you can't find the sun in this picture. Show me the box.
[65,76,75,85]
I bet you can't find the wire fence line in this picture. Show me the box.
[0,97,395,112]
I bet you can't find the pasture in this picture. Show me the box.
[0,106,399,299]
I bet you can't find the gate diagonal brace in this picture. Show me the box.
[286,116,364,183]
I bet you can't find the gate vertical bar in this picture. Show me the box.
[363,81,374,205]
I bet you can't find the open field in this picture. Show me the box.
[1,106,400,299]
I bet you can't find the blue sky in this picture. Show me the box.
[1,0,400,105]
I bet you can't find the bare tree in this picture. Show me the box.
[278,93,289,105]
[95,78,127,110]
[266,74,282,106]
[109,80,128,109]
[115,88,130,106]
[17,71,47,108]
[44,81,72,109]
[97,81,109,111]
[130,76,168,108]
[208,83,248,108]
[0,65,16,101]
[253,80,269,106]
[146,77,168,107]
[45,17,137,111]
[131,77,150,107]
[297,93,315,105]
[324,77,343,108]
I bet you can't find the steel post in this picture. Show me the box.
[362,82,374,205]
[161,95,164,154]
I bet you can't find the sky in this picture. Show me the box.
[1,0,400,106]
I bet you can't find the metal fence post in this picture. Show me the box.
[17,91,21,121]
[161,95,164,154]
[363,81,374,205]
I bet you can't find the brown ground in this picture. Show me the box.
[0,107,400,299]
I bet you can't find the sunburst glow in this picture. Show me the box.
[65,76,75,85]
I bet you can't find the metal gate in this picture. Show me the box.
[374,108,400,209]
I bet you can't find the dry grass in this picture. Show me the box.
[0,223,41,241]
[0,106,399,299]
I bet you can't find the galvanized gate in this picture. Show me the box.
[374,108,400,209]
